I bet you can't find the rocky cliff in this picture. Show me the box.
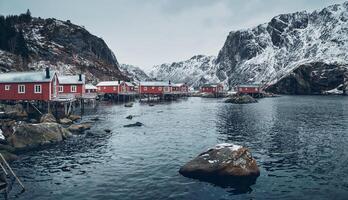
[151,2,348,94]
[216,2,348,93]
[0,12,127,81]
[120,64,149,82]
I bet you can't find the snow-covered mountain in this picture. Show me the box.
[149,55,219,89]
[120,64,149,82]
[0,12,127,82]
[151,2,348,94]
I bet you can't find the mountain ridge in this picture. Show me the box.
[0,12,128,82]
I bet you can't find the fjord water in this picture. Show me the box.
[9,96,348,200]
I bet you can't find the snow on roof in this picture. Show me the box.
[96,81,121,86]
[238,84,261,88]
[58,75,85,85]
[140,81,170,86]
[0,70,56,83]
[124,82,135,86]
[201,83,221,87]
[85,84,97,90]
[172,83,186,87]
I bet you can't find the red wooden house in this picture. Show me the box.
[58,74,85,98]
[172,83,189,94]
[85,84,97,94]
[200,83,224,94]
[139,81,172,95]
[0,68,59,101]
[96,81,135,94]
[236,84,262,95]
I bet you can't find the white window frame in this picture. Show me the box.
[18,85,25,94]
[59,85,64,93]
[4,85,10,91]
[144,86,147,91]
[34,84,42,94]
[71,85,77,93]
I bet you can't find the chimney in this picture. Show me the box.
[78,74,82,81]
[118,80,121,84]
[45,67,50,79]
[169,80,171,85]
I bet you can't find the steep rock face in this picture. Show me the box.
[267,62,348,94]
[150,2,348,93]
[120,64,149,82]
[149,55,219,89]
[216,2,348,90]
[0,14,127,81]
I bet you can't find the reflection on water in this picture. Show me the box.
[6,96,348,200]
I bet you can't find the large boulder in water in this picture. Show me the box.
[6,122,72,150]
[40,113,57,123]
[224,95,257,104]
[179,143,260,187]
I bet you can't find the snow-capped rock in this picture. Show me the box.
[216,2,348,92]
[151,2,348,93]
[120,64,149,82]
[0,14,127,82]
[149,55,221,89]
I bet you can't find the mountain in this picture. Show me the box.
[151,2,348,94]
[149,55,219,88]
[120,64,149,82]
[0,11,127,82]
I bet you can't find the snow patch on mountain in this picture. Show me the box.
[149,55,223,89]
[120,64,149,82]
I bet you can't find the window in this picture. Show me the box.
[144,86,147,91]
[18,85,25,94]
[71,85,77,93]
[255,88,258,91]
[152,86,155,89]
[59,86,63,93]
[34,84,42,93]
[158,87,162,91]
[4,85,10,91]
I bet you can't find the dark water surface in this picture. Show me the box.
[8,96,348,199]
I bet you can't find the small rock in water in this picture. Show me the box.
[69,115,81,121]
[179,143,260,187]
[123,122,143,127]
[126,115,133,120]
[90,117,100,121]
[125,102,134,107]
[149,104,155,107]
[68,123,92,134]
[104,129,111,133]
[59,118,73,125]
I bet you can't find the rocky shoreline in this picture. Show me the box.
[0,104,94,162]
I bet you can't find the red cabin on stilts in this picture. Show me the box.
[0,68,59,101]
[58,74,85,99]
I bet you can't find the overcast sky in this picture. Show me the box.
[0,0,346,71]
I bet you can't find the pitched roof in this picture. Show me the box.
[96,81,121,86]
[0,70,56,83]
[58,75,85,85]
[238,84,261,88]
[172,83,186,87]
[85,84,97,90]
[140,81,170,86]
[201,83,221,87]
[124,82,135,86]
